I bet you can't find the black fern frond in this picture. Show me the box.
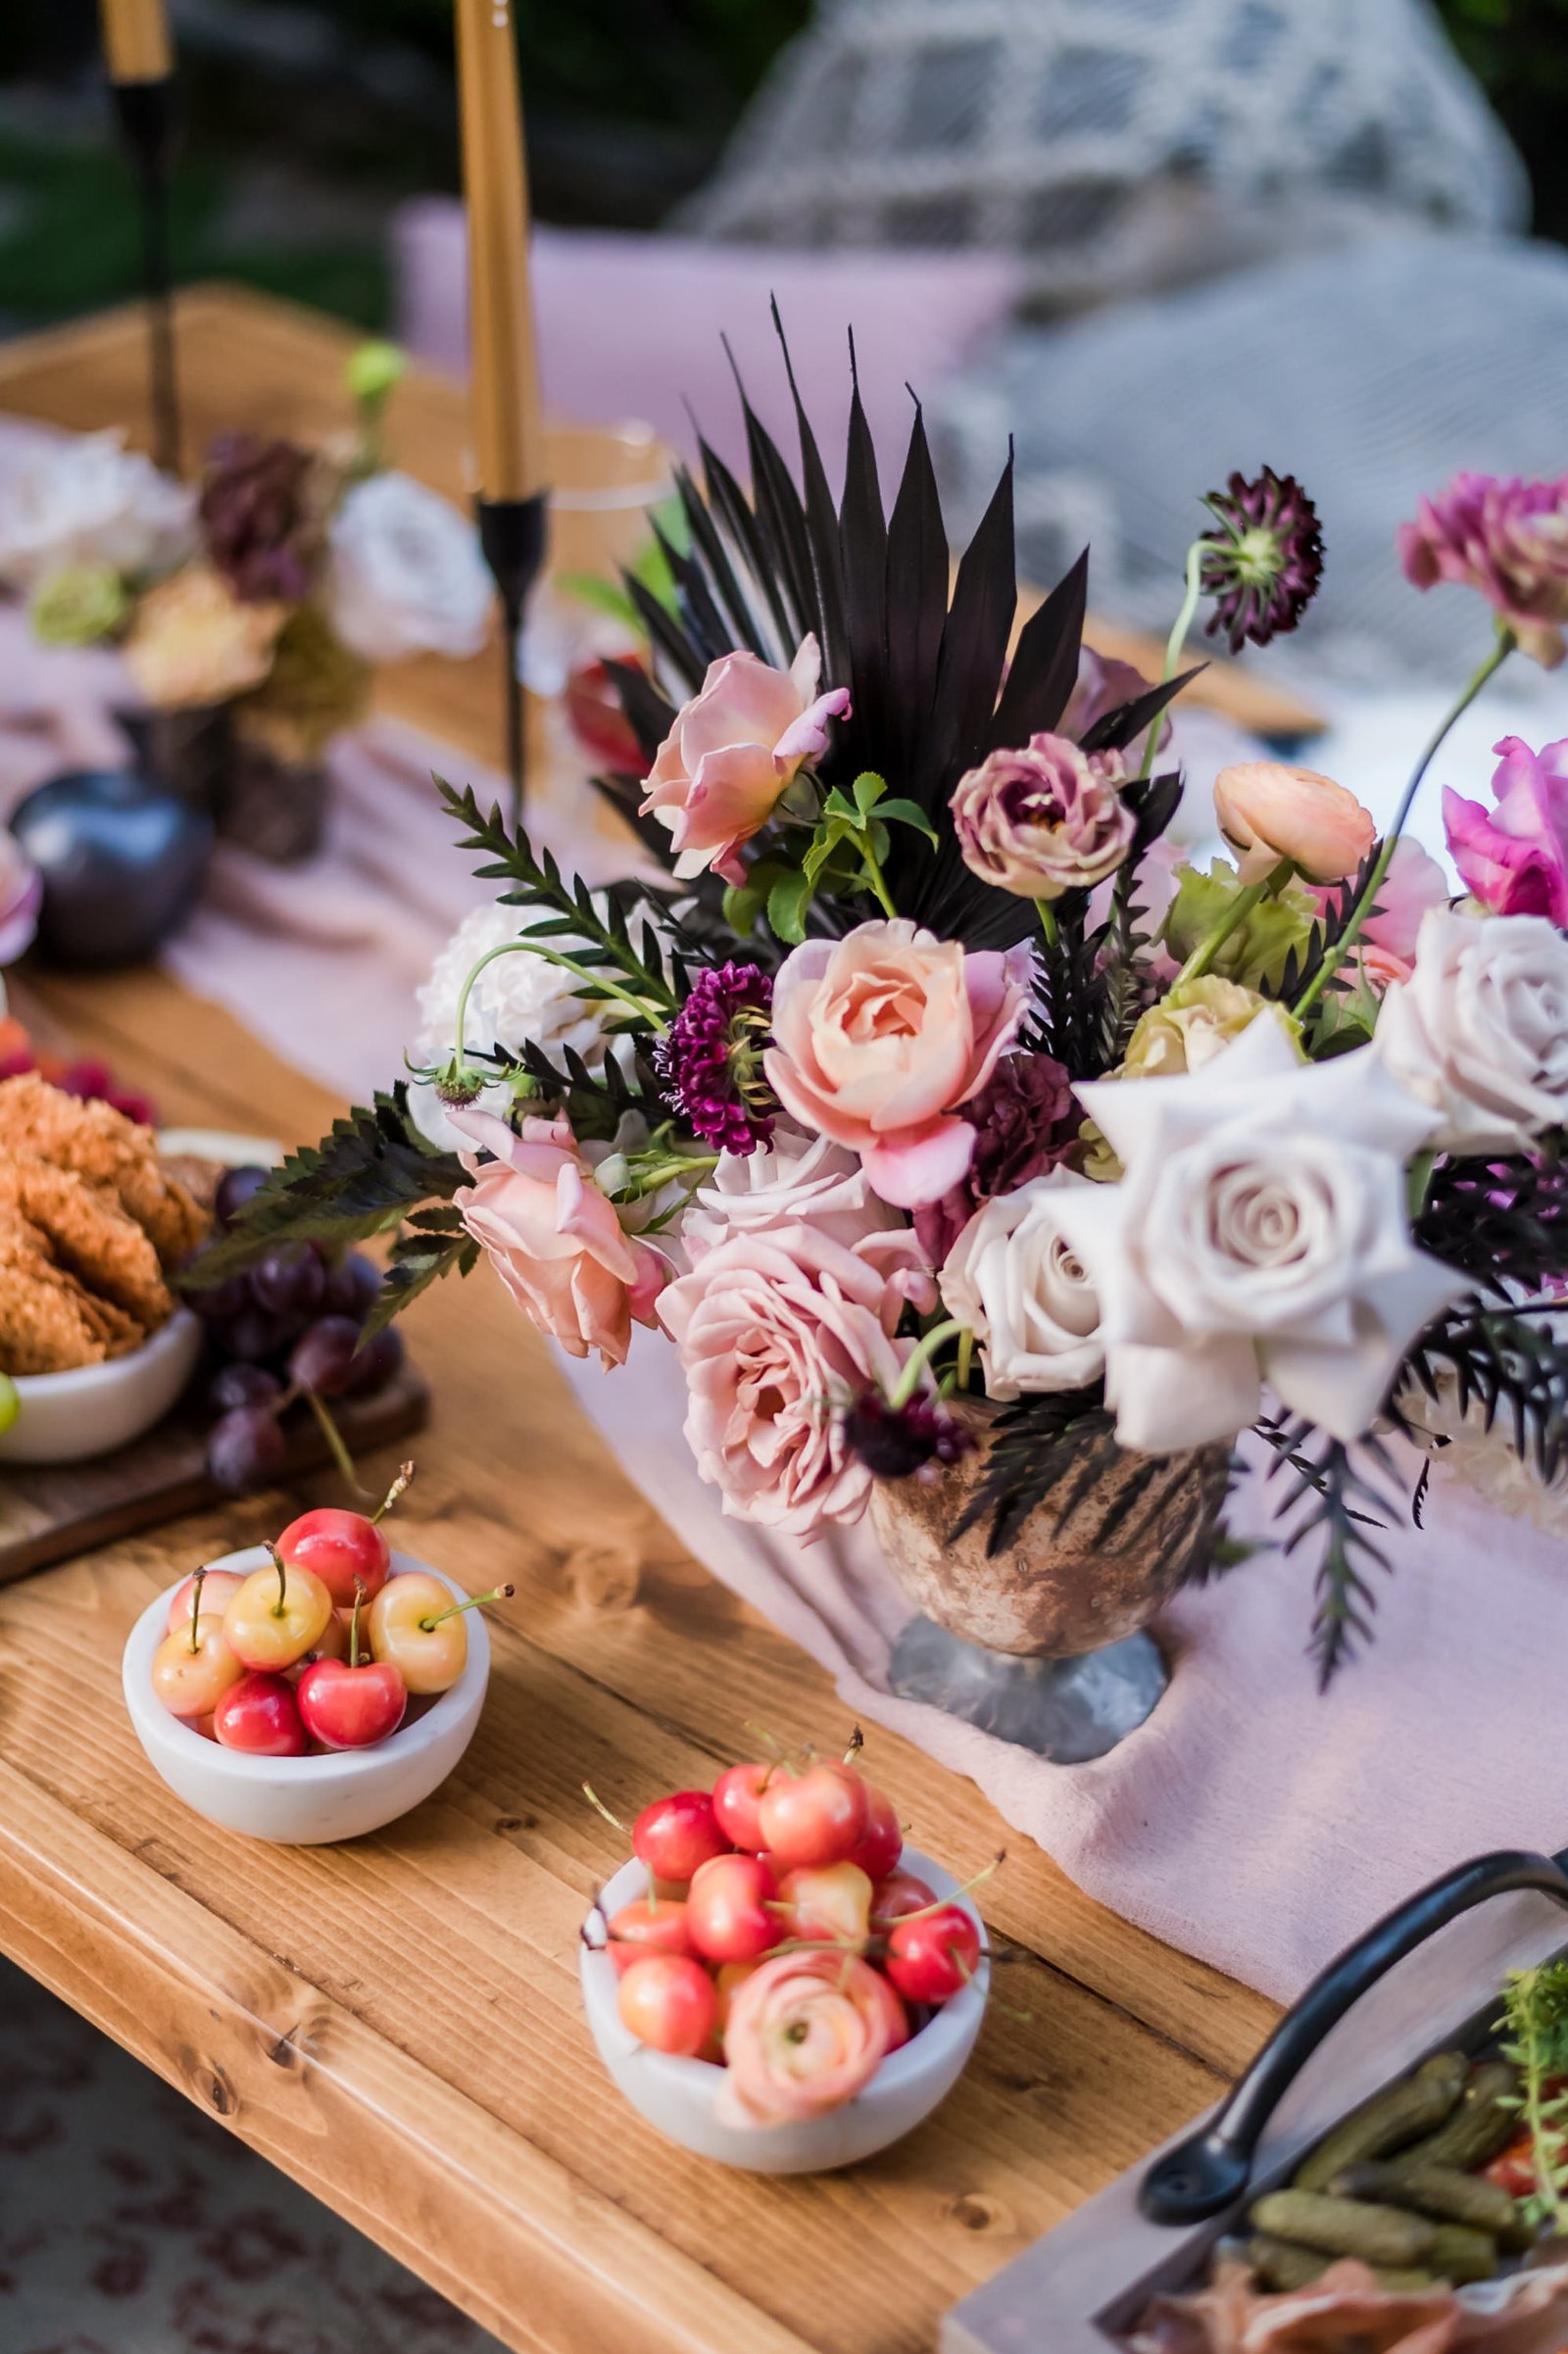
[1257,1416,1400,1687]
[1397,1300,1568,1486]
[952,1386,1116,1554]
[509,1036,665,1140]
[363,1219,480,1340]
[1416,1145,1568,1297]
[1268,848,1383,1009]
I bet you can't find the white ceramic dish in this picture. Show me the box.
[122,1545,490,1844]
[579,1844,989,2173]
[0,1306,202,1466]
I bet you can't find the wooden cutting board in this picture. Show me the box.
[0,1363,429,1585]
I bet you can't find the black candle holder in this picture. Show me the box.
[476,491,548,826]
[111,74,181,478]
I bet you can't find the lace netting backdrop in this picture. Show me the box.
[680,0,1527,306]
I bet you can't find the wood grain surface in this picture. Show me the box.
[0,296,1283,2354]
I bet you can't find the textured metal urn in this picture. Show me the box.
[870,1411,1228,1763]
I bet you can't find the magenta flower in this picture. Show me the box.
[1398,473,1568,667]
[1443,735,1568,924]
[655,960,777,1156]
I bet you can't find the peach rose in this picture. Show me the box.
[451,1107,665,1369]
[716,1949,906,2127]
[763,920,1033,1208]
[656,1221,911,1534]
[640,633,850,885]
[1213,760,1376,886]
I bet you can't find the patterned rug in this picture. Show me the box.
[0,1957,507,2354]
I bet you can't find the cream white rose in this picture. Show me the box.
[0,429,193,591]
[1374,904,1568,1155]
[938,1169,1103,1398]
[1051,1017,1467,1451]
[324,470,492,663]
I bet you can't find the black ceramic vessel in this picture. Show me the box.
[9,768,214,969]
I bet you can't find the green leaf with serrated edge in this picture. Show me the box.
[767,870,815,946]
[852,771,886,815]
[821,789,859,822]
[873,798,940,843]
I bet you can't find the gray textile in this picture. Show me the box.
[682,0,1526,306]
[930,229,1568,680]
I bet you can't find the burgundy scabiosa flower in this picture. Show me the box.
[200,432,320,603]
[1199,467,1324,655]
[840,1389,973,1481]
[656,960,778,1156]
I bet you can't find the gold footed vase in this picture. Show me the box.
[868,1411,1229,1763]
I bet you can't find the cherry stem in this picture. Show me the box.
[372,1460,416,1526]
[304,1386,365,1497]
[873,1851,1004,1928]
[268,1543,287,1620]
[842,1724,864,1767]
[417,1582,514,1633]
[349,1578,365,1671]
[581,1782,627,1835]
[187,1563,207,1653]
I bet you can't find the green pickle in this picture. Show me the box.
[1327,2159,1521,2241]
[1387,2060,1521,2176]
[1427,2224,1499,2284]
[1293,2053,1467,2194]
[1249,2190,1438,2268]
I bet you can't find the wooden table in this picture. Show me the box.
[0,289,1281,2354]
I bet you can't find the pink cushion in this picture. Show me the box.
[392,204,1021,483]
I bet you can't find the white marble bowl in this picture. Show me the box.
[579,1844,988,2172]
[122,1545,489,1843]
[0,1306,202,1466]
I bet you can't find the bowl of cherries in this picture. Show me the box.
[578,1740,991,2173]
[122,1470,511,1843]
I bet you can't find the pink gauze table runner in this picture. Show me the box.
[4,418,1565,2008]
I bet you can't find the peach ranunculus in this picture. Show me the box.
[716,1949,906,2127]
[640,633,850,885]
[656,1221,912,1535]
[1213,760,1376,886]
[763,920,1034,1209]
[450,1106,665,1369]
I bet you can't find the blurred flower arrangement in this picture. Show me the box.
[0,343,493,858]
[191,346,1568,1685]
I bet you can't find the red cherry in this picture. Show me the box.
[757,1762,868,1870]
[213,1671,308,1756]
[616,1952,716,2057]
[711,1761,773,1851]
[872,1870,938,1923]
[685,1853,779,1965]
[275,1506,391,1611]
[606,1898,695,1978]
[847,1779,903,1881]
[296,1655,407,1749]
[884,1904,982,2005]
[631,1790,730,1885]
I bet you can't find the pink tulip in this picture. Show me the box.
[640,634,850,885]
[451,1107,665,1369]
[1443,735,1568,925]
[716,1949,904,2127]
[763,919,1033,1208]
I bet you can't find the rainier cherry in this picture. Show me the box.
[223,1550,333,1672]
[274,1461,413,1610]
[616,1951,716,2057]
[296,1586,407,1750]
[152,1606,245,1720]
[606,1897,695,1978]
[775,1861,872,1947]
[166,1568,244,1637]
[758,1761,868,1870]
[631,1790,730,1885]
[214,1671,308,1756]
[685,1853,778,1965]
[885,1903,982,2005]
[367,1573,513,1695]
[848,1780,903,1882]
[711,1761,773,1851]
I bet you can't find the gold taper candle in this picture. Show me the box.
[455,0,543,501]
[100,0,172,84]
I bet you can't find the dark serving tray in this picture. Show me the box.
[947,1848,1568,2353]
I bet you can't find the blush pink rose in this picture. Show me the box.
[951,732,1133,902]
[680,1125,938,1315]
[656,1221,911,1535]
[451,1106,665,1369]
[763,919,1033,1208]
[716,1949,905,2127]
[1398,471,1568,666]
[1213,760,1376,886]
[640,633,850,885]
[1443,734,1568,924]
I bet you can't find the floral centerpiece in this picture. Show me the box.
[0,345,493,862]
[190,352,1568,1687]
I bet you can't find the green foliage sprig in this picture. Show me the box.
[1497,1960,1568,2228]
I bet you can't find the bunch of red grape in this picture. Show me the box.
[184,1165,404,1492]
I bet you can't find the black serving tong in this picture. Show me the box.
[1141,1847,1568,2226]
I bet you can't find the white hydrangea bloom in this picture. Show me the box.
[0,430,194,590]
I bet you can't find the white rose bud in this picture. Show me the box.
[938,1168,1104,1399]
[1374,904,1568,1156]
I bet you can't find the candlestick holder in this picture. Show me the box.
[476,492,548,825]
[111,74,181,478]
